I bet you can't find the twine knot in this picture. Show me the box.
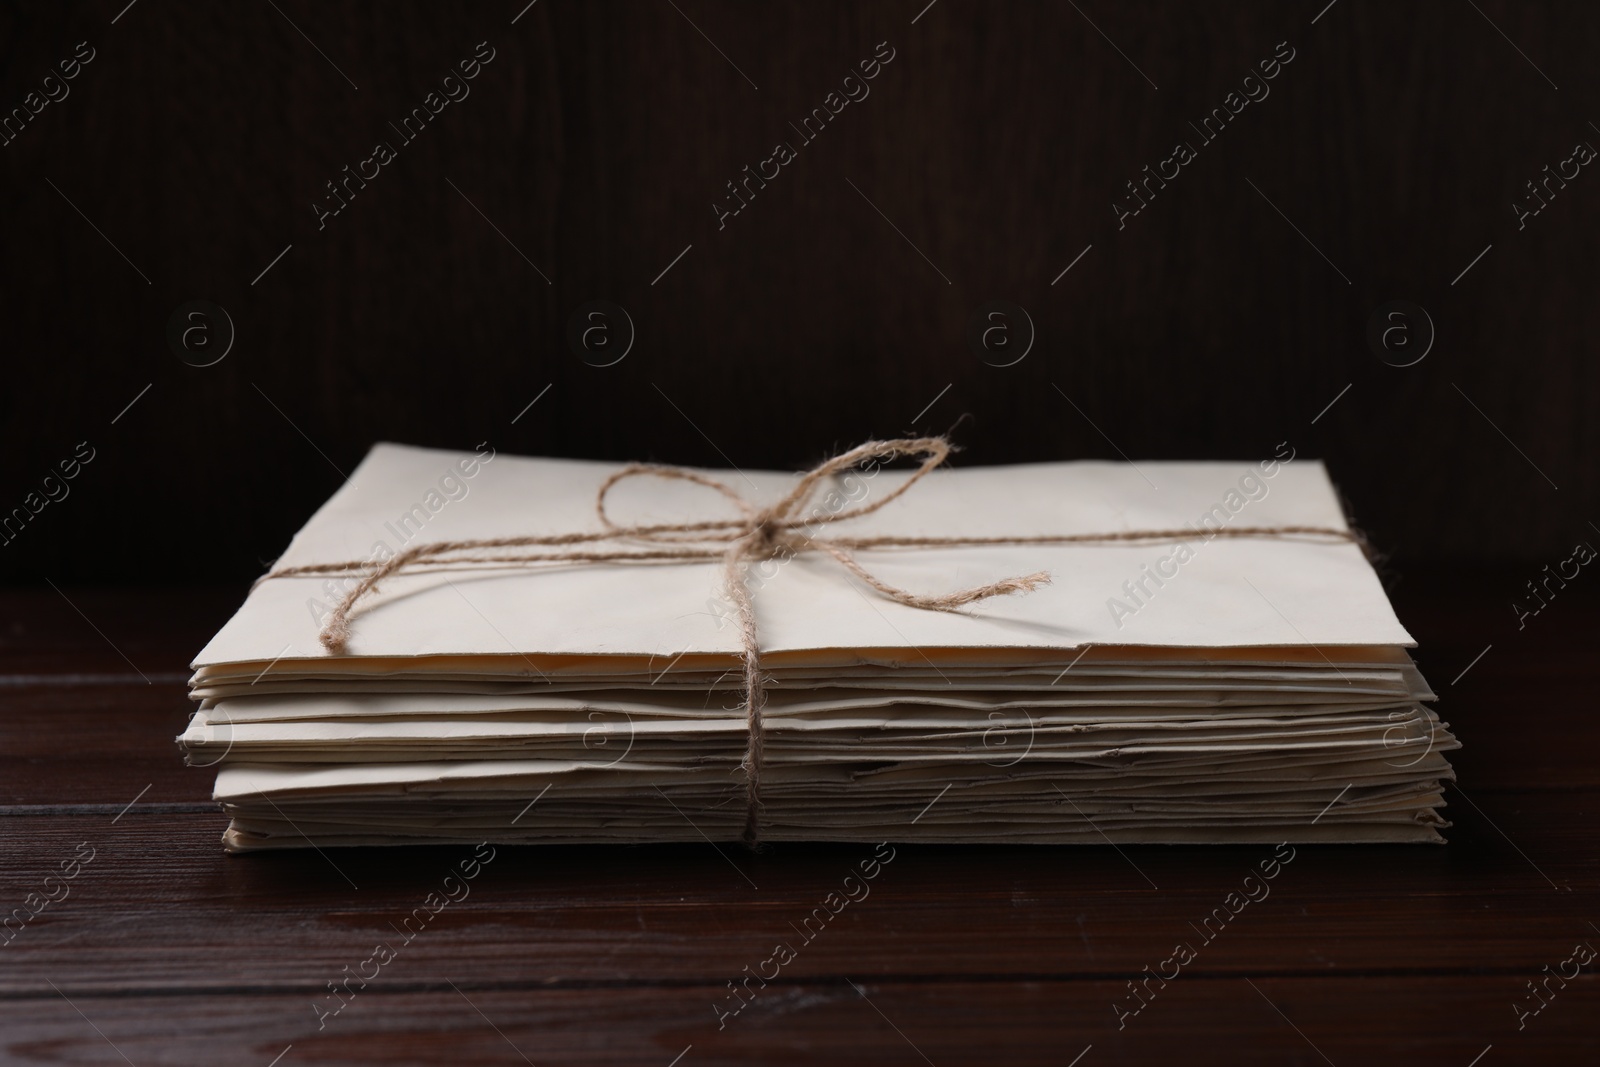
[743,514,791,561]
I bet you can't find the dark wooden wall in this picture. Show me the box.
[1,1,1593,584]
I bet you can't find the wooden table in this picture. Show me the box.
[2,575,1593,1065]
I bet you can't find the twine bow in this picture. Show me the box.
[260,436,1360,845]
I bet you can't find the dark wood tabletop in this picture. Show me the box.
[1,572,1595,1066]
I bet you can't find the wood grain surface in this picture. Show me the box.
[0,575,1594,1064]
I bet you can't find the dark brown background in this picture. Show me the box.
[0,0,1591,586]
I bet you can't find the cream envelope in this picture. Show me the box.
[194,443,1410,671]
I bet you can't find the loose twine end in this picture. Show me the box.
[320,619,351,655]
